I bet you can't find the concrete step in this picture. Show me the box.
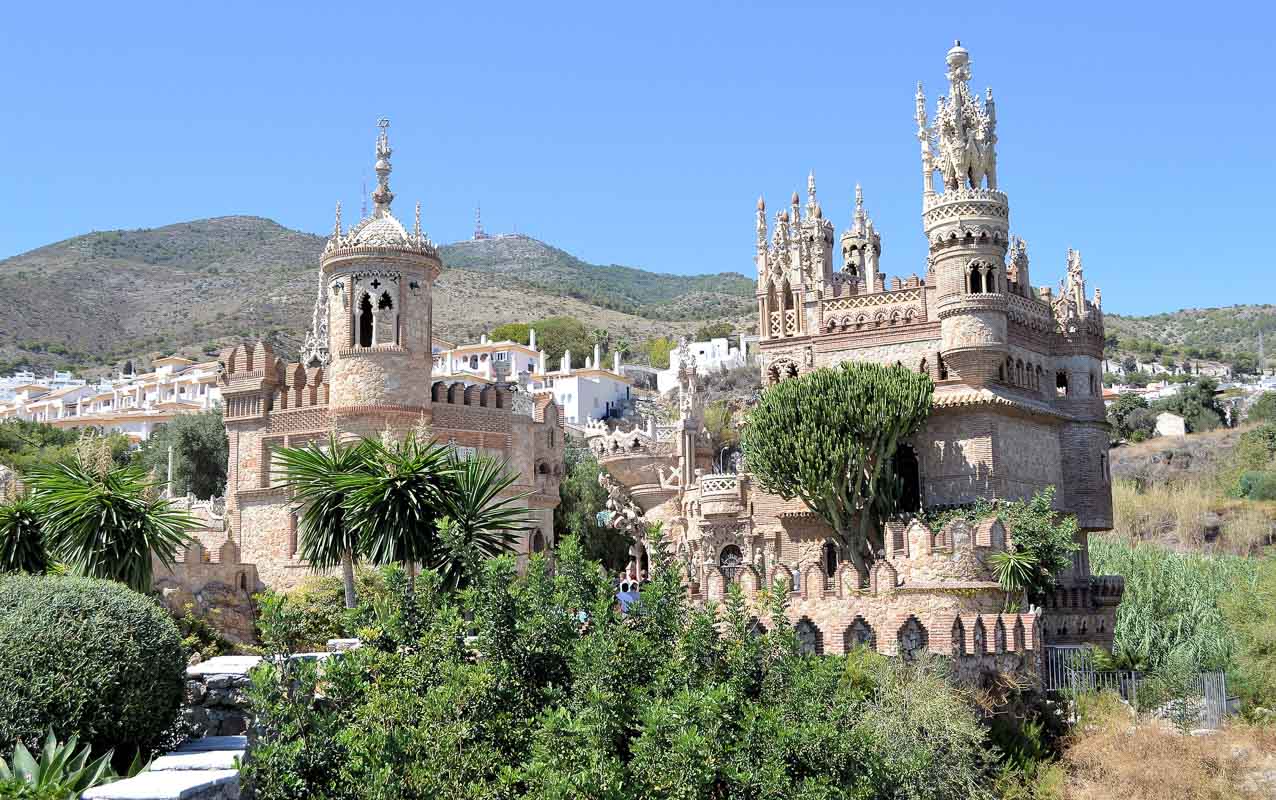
[81,769,239,799]
[150,750,244,771]
[175,736,247,753]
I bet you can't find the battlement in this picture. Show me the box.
[430,380,510,409]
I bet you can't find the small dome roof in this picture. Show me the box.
[345,213,412,248]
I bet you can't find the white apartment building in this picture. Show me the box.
[434,334,540,383]
[0,357,221,441]
[656,336,747,393]
[0,370,87,403]
[530,343,632,426]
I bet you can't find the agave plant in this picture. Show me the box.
[0,730,119,798]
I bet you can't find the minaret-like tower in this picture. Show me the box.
[839,184,883,292]
[319,119,442,439]
[919,41,1009,385]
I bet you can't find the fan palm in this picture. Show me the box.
[437,454,530,590]
[273,435,367,608]
[25,460,193,594]
[342,434,459,578]
[0,493,49,574]
[988,547,1035,612]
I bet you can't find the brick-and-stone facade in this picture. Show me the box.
[193,121,562,604]
[586,42,1123,680]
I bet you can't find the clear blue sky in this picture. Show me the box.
[2,0,1272,315]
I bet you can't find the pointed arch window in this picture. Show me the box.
[357,293,374,347]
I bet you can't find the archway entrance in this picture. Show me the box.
[892,445,921,513]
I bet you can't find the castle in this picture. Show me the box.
[586,42,1122,678]
[206,120,563,592]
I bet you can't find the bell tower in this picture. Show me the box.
[918,42,1009,386]
[311,119,442,439]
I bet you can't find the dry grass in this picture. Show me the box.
[1057,692,1276,800]
[1113,477,1215,549]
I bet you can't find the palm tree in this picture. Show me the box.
[0,493,49,574]
[342,434,458,579]
[25,455,193,594]
[273,435,366,608]
[436,455,530,590]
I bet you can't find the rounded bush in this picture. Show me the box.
[0,574,185,757]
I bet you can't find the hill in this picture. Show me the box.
[1105,306,1275,367]
[0,217,754,374]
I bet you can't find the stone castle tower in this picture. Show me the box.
[588,42,1123,669]
[302,119,442,440]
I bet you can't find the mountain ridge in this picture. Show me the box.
[0,216,753,375]
[0,215,1269,376]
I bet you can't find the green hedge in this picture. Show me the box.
[0,575,185,758]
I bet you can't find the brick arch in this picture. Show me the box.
[843,615,876,652]
[795,616,824,655]
[897,615,928,659]
[951,617,966,657]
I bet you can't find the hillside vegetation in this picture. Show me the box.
[1106,306,1275,370]
[0,217,752,375]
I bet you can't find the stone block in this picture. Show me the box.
[81,769,239,799]
[177,736,248,753]
[150,750,245,771]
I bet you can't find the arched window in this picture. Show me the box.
[845,617,876,652]
[781,279,793,311]
[357,293,374,347]
[1016,360,1024,386]
[951,618,966,657]
[968,267,984,294]
[531,529,546,553]
[822,541,839,578]
[898,617,928,660]
[795,618,823,656]
[719,544,743,584]
[1056,371,1069,397]
[937,354,949,380]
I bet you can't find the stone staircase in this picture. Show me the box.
[82,736,244,799]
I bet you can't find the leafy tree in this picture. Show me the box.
[1151,376,1224,432]
[529,316,592,369]
[995,488,1080,605]
[641,336,675,370]
[274,435,366,609]
[1120,356,1138,374]
[135,408,228,499]
[1107,392,1156,443]
[1248,391,1276,425]
[553,443,630,570]
[0,421,130,475]
[742,362,933,584]
[0,495,47,575]
[702,400,738,471]
[693,321,734,341]
[488,322,531,345]
[24,437,193,593]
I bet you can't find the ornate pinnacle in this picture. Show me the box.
[332,201,342,239]
[414,201,422,238]
[371,118,394,216]
[807,170,817,209]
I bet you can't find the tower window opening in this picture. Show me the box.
[357,293,374,347]
[1056,371,1069,397]
[968,268,983,294]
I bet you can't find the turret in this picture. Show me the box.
[919,42,1010,385]
[839,184,883,292]
[317,119,442,437]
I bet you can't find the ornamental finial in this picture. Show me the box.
[372,117,394,216]
[333,201,342,239]
[414,201,422,238]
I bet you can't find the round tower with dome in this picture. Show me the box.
[315,119,442,439]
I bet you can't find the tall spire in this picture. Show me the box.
[371,117,394,216]
[414,201,422,238]
[806,170,818,216]
[755,196,767,254]
[332,201,342,238]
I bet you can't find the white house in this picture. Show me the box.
[0,370,87,403]
[656,336,747,394]
[530,344,632,425]
[434,332,541,383]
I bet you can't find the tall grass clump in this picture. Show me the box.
[1111,478,1214,548]
[1089,536,1257,673]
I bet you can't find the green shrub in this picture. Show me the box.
[1237,470,1276,501]
[0,575,186,760]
